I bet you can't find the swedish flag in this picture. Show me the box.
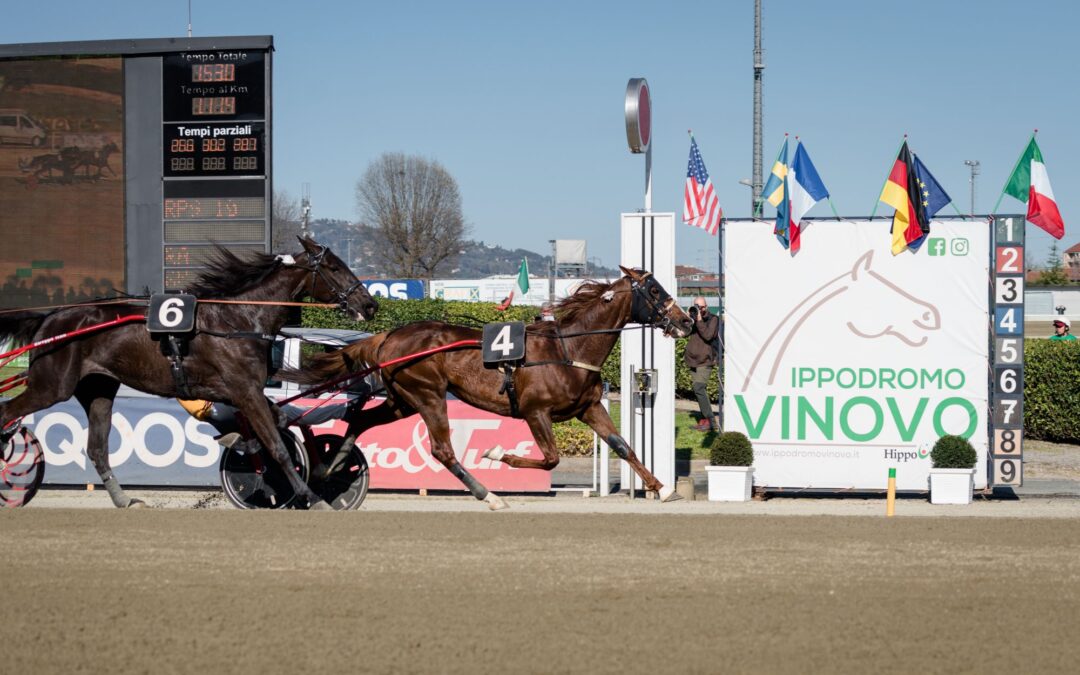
[762,138,792,248]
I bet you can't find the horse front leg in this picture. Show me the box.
[75,376,143,508]
[580,402,680,502]
[483,411,561,471]
[235,392,330,511]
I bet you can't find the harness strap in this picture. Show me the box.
[521,359,602,373]
[163,335,194,400]
[196,329,277,342]
[569,360,603,373]
[497,363,521,418]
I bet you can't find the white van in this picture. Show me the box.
[0,109,48,146]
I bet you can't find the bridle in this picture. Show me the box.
[297,245,368,312]
[628,272,680,336]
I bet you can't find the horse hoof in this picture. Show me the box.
[309,500,334,512]
[658,486,683,503]
[126,499,148,509]
[483,447,506,461]
[484,493,509,511]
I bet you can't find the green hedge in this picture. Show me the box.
[303,298,720,399]
[1023,339,1080,443]
[303,303,1080,444]
[304,298,721,399]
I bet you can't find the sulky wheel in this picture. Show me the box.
[219,430,310,510]
[305,434,370,511]
[1,427,45,508]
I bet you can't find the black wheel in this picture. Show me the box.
[219,430,310,510]
[1,427,45,508]
[306,434,370,510]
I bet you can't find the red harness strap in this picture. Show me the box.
[0,314,146,370]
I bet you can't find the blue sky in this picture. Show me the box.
[3,0,1077,270]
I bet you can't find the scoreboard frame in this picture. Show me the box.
[0,36,273,295]
[989,215,1025,488]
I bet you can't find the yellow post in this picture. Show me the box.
[886,467,896,517]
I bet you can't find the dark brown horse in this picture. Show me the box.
[290,267,692,509]
[0,238,378,509]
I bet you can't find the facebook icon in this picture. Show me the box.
[928,238,947,257]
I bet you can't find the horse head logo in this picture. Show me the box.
[741,249,941,391]
[844,251,941,347]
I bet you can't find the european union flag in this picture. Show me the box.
[908,153,952,251]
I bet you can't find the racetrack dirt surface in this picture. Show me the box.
[3,510,1078,674]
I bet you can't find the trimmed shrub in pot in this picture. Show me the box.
[710,431,754,466]
[929,435,976,505]
[931,435,977,469]
[706,431,754,501]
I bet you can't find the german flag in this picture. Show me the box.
[879,141,927,255]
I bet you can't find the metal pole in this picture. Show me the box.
[964,160,980,217]
[751,0,765,215]
[548,239,556,303]
[717,219,724,431]
[645,144,653,212]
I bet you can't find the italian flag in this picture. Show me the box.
[496,258,530,310]
[1002,136,1065,239]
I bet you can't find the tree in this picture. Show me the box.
[1032,241,1069,286]
[355,153,467,279]
[272,189,304,253]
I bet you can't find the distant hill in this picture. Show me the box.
[307,219,620,280]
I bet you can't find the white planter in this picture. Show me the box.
[929,468,975,505]
[706,466,754,502]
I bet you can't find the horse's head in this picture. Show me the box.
[619,266,693,338]
[844,251,940,347]
[294,236,379,321]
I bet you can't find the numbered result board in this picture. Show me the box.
[990,215,1025,487]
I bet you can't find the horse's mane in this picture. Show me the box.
[552,278,620,325]
[184,246,286,298]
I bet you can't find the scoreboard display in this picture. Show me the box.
[0,37,272,304]
[160,46,271,289]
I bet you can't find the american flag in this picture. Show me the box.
[683,137,722,235]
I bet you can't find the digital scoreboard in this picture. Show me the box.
[0,37,272,305]
[160,46,271,289]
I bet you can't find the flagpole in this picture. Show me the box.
[757,134,788,218]
[869,134,908,219]
[827,198,843,221]
[991,130,1036,215]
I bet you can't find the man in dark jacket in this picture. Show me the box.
[685,296,719,432]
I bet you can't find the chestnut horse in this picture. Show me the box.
[289,266,692,509]
[0,238,378,509]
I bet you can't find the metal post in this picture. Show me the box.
[645,143,653,212]
[717,218,725,431]
[751,0,765,215]
[628,364,636,500]
[964,160,980,217]
[548,239,557,303]
[597,386,611,496]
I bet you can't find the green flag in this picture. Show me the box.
[515,258,530,295]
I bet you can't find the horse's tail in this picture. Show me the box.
[280,333,388,386]
[0,312,47,350]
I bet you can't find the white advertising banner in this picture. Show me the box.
[429,278,603,306]
[724,219,990,490]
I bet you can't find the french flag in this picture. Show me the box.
[783,142,830,253]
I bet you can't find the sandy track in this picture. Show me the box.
[3,509,1078,674]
